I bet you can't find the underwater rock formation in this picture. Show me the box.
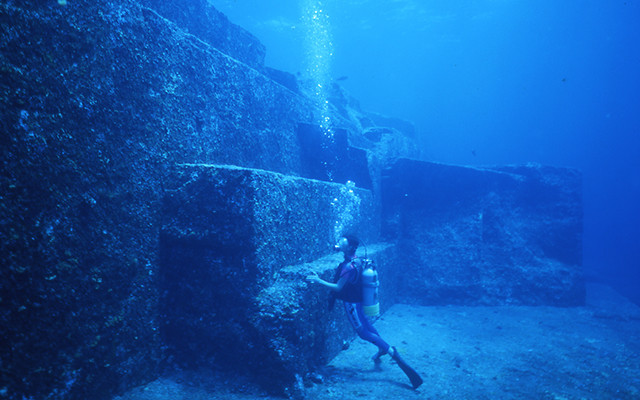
[1,1,584,400]
[0,1,343,399]
[382,159,584,306]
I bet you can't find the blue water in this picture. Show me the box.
[211,0,640,304]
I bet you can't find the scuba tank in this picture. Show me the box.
[361,260,379,317]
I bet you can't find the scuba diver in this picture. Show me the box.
[306,235,423,389]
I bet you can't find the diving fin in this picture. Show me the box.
[390,347,423,389]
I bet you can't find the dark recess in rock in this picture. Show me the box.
[297,123,373,189]
[265,67,300,93]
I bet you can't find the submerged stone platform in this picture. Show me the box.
[382,159,584,306]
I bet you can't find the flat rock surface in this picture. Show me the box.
[116,285,640,399]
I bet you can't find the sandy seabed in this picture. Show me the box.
[116,284,640,400]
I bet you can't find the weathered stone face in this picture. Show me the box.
[382,159,584,306]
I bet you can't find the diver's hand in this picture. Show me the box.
[306,272,321,284]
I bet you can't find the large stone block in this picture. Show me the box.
[1,1,316,181]
[159,164,380,394]
[382,159,584,306]
[161,164,379,269]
